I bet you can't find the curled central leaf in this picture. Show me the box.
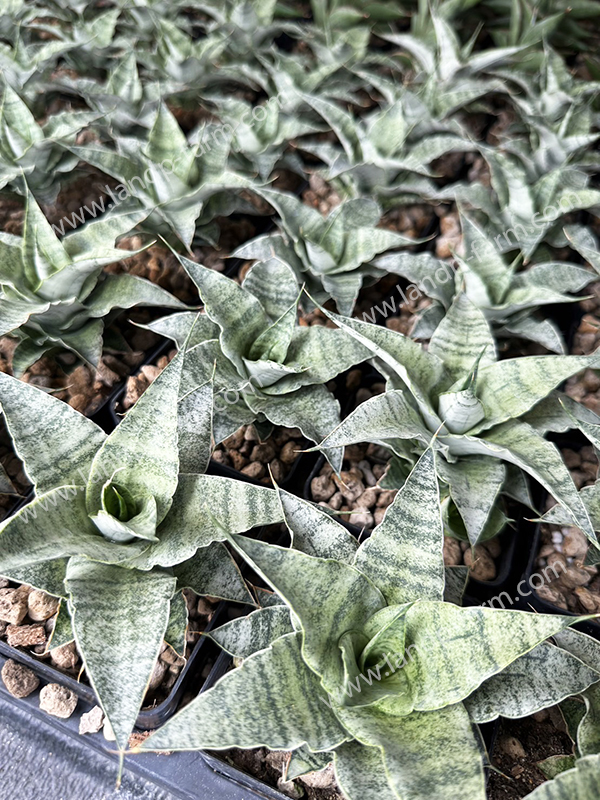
[103,482,137,522]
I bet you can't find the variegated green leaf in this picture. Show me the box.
[334,741,400,800]
[354,450,444,605]
[66,558,175,751]
[465,642,600,723]
[177,379,213,475]
[208,606,293,658]
[0,371,106,493]
[229,535,386,695]
[138,633,348,752]
[173,541,253,605]
[525,753,600,799]
[164,591,188,657]
[288,747,334,782]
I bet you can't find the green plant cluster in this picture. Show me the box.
[1,1,600,798]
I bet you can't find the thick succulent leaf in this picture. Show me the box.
[500,317,566,354]
[554,628,600,673]
[178,255,269,372]
[579,683,600,757]
[444,565,469,605]
[65,558,175,751]
[164,591,188,657]
[47,600,75,650]
[276,487,358,563]
[537,755,578,781]
[336,702,486,800]
[373,252,455,307]
[401,602,580,712]
[465,642,600,723]
[142,312,219,349]
[458,212,513,305]
[474,354,600,432]
[139,633,348,752]
[0,488,148,573]
[22,191,70,288]
[565,225,600,274]
[525,753,600,799]
[354,450,444,605]
[334,741,401,800]
[3,558,68,599]
[85,273,186,318]
[288,747,334,782]
[178,379,213,474]
[437,457,506,546]
[252,384,344,472]
[265,327,370,395]
[135,475,282,569]
[0,296,49,337]
[318,390,430,456]
[448,421,596,543]
[173,541,253,604]
[242,259,300,321]
[429,293,496,383]
[230,535,386,695]
[0,371,106,493]
[318,308,442,423]
[208,606,294,658]
[86,352,183,523]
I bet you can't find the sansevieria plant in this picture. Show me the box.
[0,350,286,761]
[144,254,370,470]
[310,294,600,545]
[139,450,600,800]
[0,190,185,375]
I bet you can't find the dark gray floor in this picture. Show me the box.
[0,696,177,800]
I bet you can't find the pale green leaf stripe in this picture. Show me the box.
[135,475,283,569]
[4,559,68,599]
[526,753,600,799]
[459,211,513,305]
[429,293,496,381]
[288,747,333,782]
[178,380,213,474]
[0,488,149,573]
[173,541,254,604]
[230,535,386,694]
[465,642,600,723]
[354,450,444,605]
[0,372,106,493]
[318,308,442,422]
[437,457,505,546]
[66,558,175,751]
[178,255,270,373]
[164,591,188,657]
[208,606,294,658]
[47,600,74,650]
[334,742,401,800]
[475,354,600,432]
[444,566,469,605]
[336,702,486,800]
[318,390,430,452]
[86,351,183,523]
[554,628,600,673]
[139,633,348,753]
[403,602,579,712]
[277,487,358,563]
[143,312,219,349]
[86,273,187,318]
[242,260,300,321]
[447,421,596,543]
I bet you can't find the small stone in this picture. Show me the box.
[374,507,386,525]
[1,659,39,698]
[443,537,463,567]
[160,646,185,667]
[241,462,265,480]
[250,443,276,463]
[223,429,245,450]
[27,590,59,622]
[376,490,397,508]
[498,736,526,759]
[562,528,588,560]
[574,586,599,613]
[147,658,168,692]
[79,705,104,735]
[562,449,582,469]
[197,596,214,617]
[280,441,299,465]
[0,578,9,589]
[269,459,285,483]
[356,487,379,509]
[50,641,79,670]
[6,623,46,648]
[333,471,365,503]
[355,387,372,405]
[0,588,28,625]
[311,475,336,502]
[328,492,343,510]
[228,449,248,471]
[39,683,78,718]
[357,460,377,487]
[536,584,568,610]
[559,565,592,590]
[276,777,303,799]
[464,546,496,582]
[244,426,258,442]
[348,507,374,529]
[140,364,162,383]
[300,764,336,789]
[482,537,502,559]
[346,369,362,391]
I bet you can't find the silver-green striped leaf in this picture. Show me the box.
[525,754,600,799]
[173,541,253,605]
[208,606,294,658]
[334,741,401,800]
